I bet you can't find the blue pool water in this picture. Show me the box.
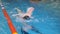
[0,0,60,34]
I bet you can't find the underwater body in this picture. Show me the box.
[0,0,60,34]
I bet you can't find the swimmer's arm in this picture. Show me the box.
[26,7,34,16]
[15,7,23,14]
[12,14,20,17]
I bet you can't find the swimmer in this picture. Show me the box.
[13,7,34,20]
[13,7,41,34]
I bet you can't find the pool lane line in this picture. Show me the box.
[0,3,18,34]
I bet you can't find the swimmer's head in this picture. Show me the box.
[23,16,30,20]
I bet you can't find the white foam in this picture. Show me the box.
[2,7,5,9]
